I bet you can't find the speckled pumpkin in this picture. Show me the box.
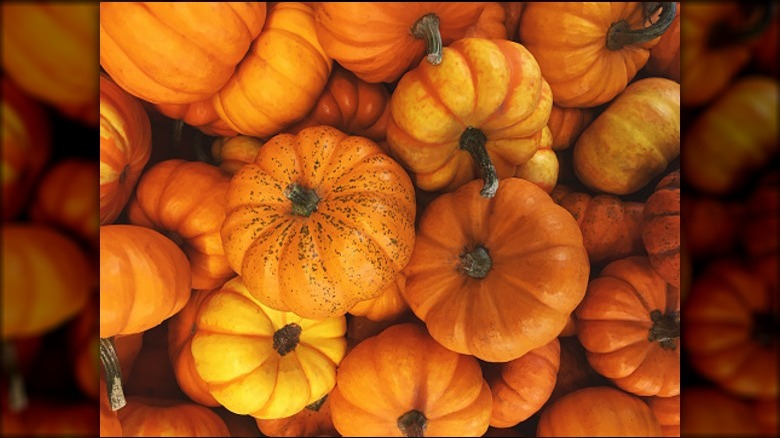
[642,170,681,288]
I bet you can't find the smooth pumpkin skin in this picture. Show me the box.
[314,2,507,84]
[682,77,778,195]
[536,386,663,437]
[256,395,338,437]
[214,2,332,138]
[643,2,680,82]
[2,78,51,221]
[191,276,347,420]
[2,224,91,338]
[547,104,594,151]
[683,261,777,399]
[347,272,409,322]
[387,38,553,196]
[329,323,493,437]
[404,178,589,363]
[99,73,152,225]
[573,77,680,195]
[127,159,234,290]
[681,388,761,437]
[519,2,662,108]
[576,256,681,398]
[221,125,416,320]
[642,170,681,288]
[211,135,264,175]
[99,224,192,338]
[512,126,557,194]
[646,395,680,437]
[100,2,267,104]
[155,99,238,137]
[117,396,230,437]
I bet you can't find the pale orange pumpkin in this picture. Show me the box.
[210,135,264,175]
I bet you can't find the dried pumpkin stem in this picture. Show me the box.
[709,2,777,46]
[2,341,28,412]
[606,2,676,50]
[460,245,492,279]
[411,13,443,66]
[460,127,498,198]
[100,337,127,411]
[273,323,303,356]
[284,183,320,217]
[648,310,680,350]
[397,409,428,437]
[306,394,328,412]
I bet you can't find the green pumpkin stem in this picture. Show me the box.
[2,341,28,412]
[460,245,492,279]
[648,310,680,350]
[284,183,320,217]
[411,13,443,66]
[709,2,777,46]
[397,409,428,437]
[606,2,676,50]
[460,127,498,199]
[273,323,303,356]
[100,337,127,411]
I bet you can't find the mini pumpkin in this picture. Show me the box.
[117,396,230,437]
[646,395,680,437]
[155,99,238,137]
[256,395,338,437]
[642,170,680,287]
[347,272,409,322]
[547,105,595,151]
[210,135,264,175]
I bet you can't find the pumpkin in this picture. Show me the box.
[501,2,525,41]
[313,3,507,84]
[117,396,230,437]
[347,272,409,322]
[519,2,675,108]
[329,323,493,437]
[546,336,611,405]
[512,126,558,194]
[213,2,332,138]
[573,77,680,195]
[114,332,144,384]
[536,386,663,437]
[214,407,264,438]
[29,159,99,245]
[256,395,338,437]
[345,312,420,352]
[547,105,594,151]
[682,77,778,195]
[404,178,589,362]
[576,256,681,397]
[642,169,680,288]
[386,37,553,199]
[99,2,267,104]
[155,99,238,137]
[681,195,742,257]
[190,276,347,419]
[753,398,778,437]
[211,135,264,175]
[646,395,680,437]
[2,224,91,338]
[741,171,778,261]
[127,159,234,290]
[99,73,152,225]
[680,387,762,437]
[2,3,98,122]
[559,314,578,338]
[69,297,100,400]
[287,64,391,141]
[683,260,777,399]
[2,78,51,221]
[551,185,645,267]
[483,338,560,428]
[643,2,681,82]
[220,125,416,320]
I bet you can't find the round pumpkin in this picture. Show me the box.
[329,323,493,437]
[576,256,680,397]
[646,395,680,437]
[512,126,558,194]
[190,276,347,419]
[404,178,589,362]
[547,104,595,151]
[256,395,338,437]
[211,135,264,175]
[642,169,681,287]
[681,387,762,436]
[386,37,553,199]
[573,77,680,195]
[643,2,681,82]
[347,272,409,322]
[221,125,416,320]
[117,396,230,437]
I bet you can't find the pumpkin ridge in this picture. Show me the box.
[588,340,652,378]
[415,61,466,129]
[316,208,401,272]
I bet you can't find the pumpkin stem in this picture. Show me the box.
[305,394,328,412]
[1,341,28,412]
[460,245,492,279]
[284,183,320,217]
[100,337,127,411]
[606,2,676,50]
[709,2,777,47]
[173,119,184,151]
[460,127,498,199]
[411,13,443,66]
[273,323,303,356]
[648,310,680,350]
[397,409,428,437]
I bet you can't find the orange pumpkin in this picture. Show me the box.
[123,321,185,401]
[221,125,416,320]
[576,256,681,397]
[642,170,681,288]
[536,386,663,437]
[210,135,264,175]
[646,395,680,437]
[155,99,238,137]
[547,105,594,151]
[347,272,409,322]
[643,2,681,82]
[99,2,267,104]
[256,395,338,437]
[313,3,507,84]
[99,73,152,225]
[404,178,589,362]
[117,396,230,437]
[127,159,234,290]
[681,387,762,437]
[329,323,493,437]
[511,126,558,194]
[753,398,778,437]
[386,38,553,198]
[519,2,675,108]
[69,297,100,400]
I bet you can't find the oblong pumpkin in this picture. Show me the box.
[220,125,416,320]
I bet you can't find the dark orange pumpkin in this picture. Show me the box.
[753,398,778,437]
[646,395,680,437]
[118,396,230,437]
[681,195,743,258]
[546,336,611,405]
[256,395,338,437]
[642,169,680,288]
[741,171,778,261]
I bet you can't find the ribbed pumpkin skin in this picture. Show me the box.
[117,397,230,437]
[221,126,416,320]
[642,170,681,287]
[155,99,238,137]
[519,2,660,108]
[647,395,680,437]
[329,323,493,437]
[100,2,267,104]
[547,104,594,151]
[214,2,332,138]
[314,3,507,84]
[404,178,589,363]
[190,277,347,420]
[536,386,663,437]
[256,395,338,438]
[576,256,680,398]
[99,73,152,225]
[211,135,264,175]
[387,38,553,194]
